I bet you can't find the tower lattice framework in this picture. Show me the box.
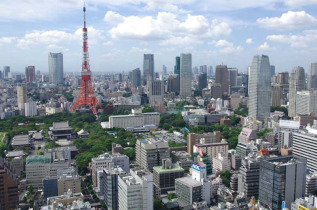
[70,4,102,116]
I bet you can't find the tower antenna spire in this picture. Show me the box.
[83,1,86,28]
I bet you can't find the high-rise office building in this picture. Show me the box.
[199,65,207,74]
[143,54,154,85]
[198,73,207,92]
[162,65,167,76]
[259,155,306,210]
[270,65,275,76]
[3,66,10,79]
[118,168,153,210]
[289,66,306,117]
[215,65,229,98]
[102,167,126,210]
[308,63,317,90]
[0,170,19,210]
[17,84,27,111]
[25,66,35,83]
[24,101,37,117]
[248,55,271,122]
[271,85,284,107]
[277,72,289,86]
[228,68,238,88]
[167,74,180,94]
[180,53,192,97]
[135,139,170,172]
[131,68,141,88]
[174,56,180,76]
[208,66,213,76]
[48,52,64,85]
[149,80,164,105]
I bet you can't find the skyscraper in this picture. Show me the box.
[3,66,10,79]
[270,65,275,76]
[248,55,271,122]
[215,65,229,98]
[48,52,64,85]
[17,84,27,111]
[149,80,164,105]
[308,63,317,89]
[143,54,154,85]
[198,73,207,92]
[167,74,180,94]
[131,68,141,88]
[228,68,238,88]
[174,56,180,75]
[180,53,192,97]
[288,66,306,117]
[259,155,306,210]
[199,65,207,74]
[25,66,35,83]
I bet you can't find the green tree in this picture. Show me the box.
[123,148,135,161]
[219,170,232,187]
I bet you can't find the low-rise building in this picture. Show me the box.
[11,135,31,148]
[153,159,184,198]
[175,177,202,206]
[213,152,231,172]
[291,195,317,210]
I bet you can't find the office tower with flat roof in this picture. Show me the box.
[131,68,141,88]
[3,66,10,79]
[175,176,202,205]
[102,167,126,210]
[167,74,179,94]
[118,168,153,210]
[48,52,64,85]
[149,80,164,105]
[248,55,271,122]
[25,66,35,83]
[289,66,306,117]
[153,158,184,198]
[277,72,289,86]
[200,65,207,74]
[215,65,229,98]
[174,56,180,75]
[143,54,154,85]
[0,170,19,210]
[135,138,170,172]
[271,85,284,107]
[270,65,275,76]
[259,155,306,210]
[308,63,317,89]
[180,53,192,97]
[228,68,238,88]
[198,72,207,92]
[17,84,27,111]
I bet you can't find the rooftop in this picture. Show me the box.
[176,177,202,187]
[153,164,184,173]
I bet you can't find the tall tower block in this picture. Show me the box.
[70,4,102,116]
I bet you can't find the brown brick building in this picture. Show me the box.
[0,170,19,210]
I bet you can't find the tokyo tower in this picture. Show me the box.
[70,4,102,116]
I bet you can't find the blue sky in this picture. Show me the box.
[0,0,316,74]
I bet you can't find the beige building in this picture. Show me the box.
[193,140,229,161]
[57,171,81,196]
[17,85,27,111]
[187,132,221,155]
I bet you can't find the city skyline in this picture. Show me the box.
[0,0,316,73]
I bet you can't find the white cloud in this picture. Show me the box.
[0,37,16,44]
[257,11,317,30]
[108,12,232,42]
[161,36,203,46]
[257,42,271,50]
[246,38,253,44]
[213,40,243,54]
[102,41,113,46]
[16,27,103,48]
[267,30,317,48]
[285,0,317,7]
[129,47,152,53]
[104,11,124,24]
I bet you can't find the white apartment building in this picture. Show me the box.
[108,109,160,129]
[90,153,129,187]
[193,140,228,161]
[118,168,153,210]
[213,153,231,172]
[24,102,37,117]
[295,91,317,116]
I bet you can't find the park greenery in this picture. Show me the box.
[234,106,248,116]
[160,113,186,130]
[271,106,289,117]
[142,105,155,113]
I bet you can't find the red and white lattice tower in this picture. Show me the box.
[70,4,102,116]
